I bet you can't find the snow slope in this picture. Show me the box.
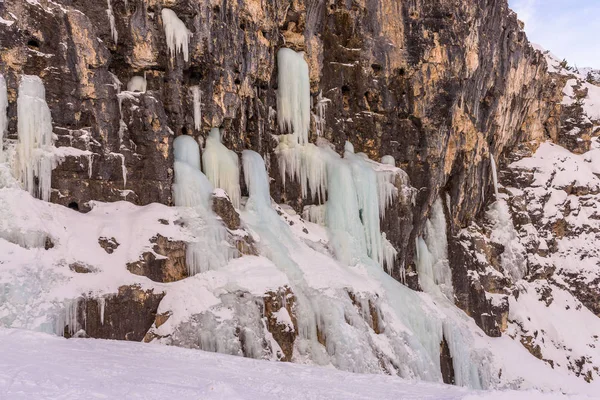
[0,328,590,400]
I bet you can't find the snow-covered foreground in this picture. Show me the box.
[0,328,589,400]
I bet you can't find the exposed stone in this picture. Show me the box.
[127,234,188,283]
[212,192,241,230]
[440,336,456,385]
[63,285,164,341]
[69,262,96,274]
[98,236,120,254]
[263,287,298,362]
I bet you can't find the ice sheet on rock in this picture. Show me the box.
[191,86,201,130]
[490,156,499,200]
[202,128,241,208]
[161,8,190,62]
[486,199,527,282]
[14,75,55,201]
[0,74,7,159]
[126,74,146,93]
[415,197,455,300]
[277,48,311,145]
[106,0,118,44]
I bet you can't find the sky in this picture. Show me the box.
[509,0,600,68]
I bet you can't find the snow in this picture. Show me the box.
[14,75,55,201]
[0,16,15,26]
[277,48,311,145]
[202,128,241,209]
[562,79,600,121]
[2,329,587,400]
[161,8,190,62]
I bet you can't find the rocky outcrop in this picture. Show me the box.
[263,287,298,361]
[127,234,188,282]
[63,285,164,341]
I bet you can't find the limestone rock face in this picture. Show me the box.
[0,0,553,266]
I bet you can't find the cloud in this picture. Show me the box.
[509,0,600,67]
[510,0,539,30]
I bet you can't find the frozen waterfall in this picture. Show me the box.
[277,48,311,145]
[173,134,232,275]
[202,128,241,209]
[15,76,55,201]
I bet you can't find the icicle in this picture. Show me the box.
[161,8,190,62]
[106,0,118,44]
[490,156,499,200]
[415,197,454,300]
[0,74,7,159]
[202,128,241,208]
[15,75,55,201]
[127,72,146,93]
[382,232,397,273]
[314,91,330,137]
[302,204,327,225]
[275,135,328,203]
[277,48,311,145]
[87,153,93,179]
[57,298,80,337]
[98,297,105,325]
[191,86,201,131]
[108,152,127,188]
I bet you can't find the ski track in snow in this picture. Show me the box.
[0,328,588,400]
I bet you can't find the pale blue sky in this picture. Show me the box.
[509,0,600,68]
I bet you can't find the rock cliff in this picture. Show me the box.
[1,0,599,392]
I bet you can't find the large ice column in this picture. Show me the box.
[15,76,55,201]
[0,74,7,158]
[242,150,271,209]
[345,142,383,265]
[173,135,212,208]
[324,145,368,265]
[277,48,311,145]
[415,197,454,300]
[173,134,231,275]
[161,8,190,62]
[202,128,241,208]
